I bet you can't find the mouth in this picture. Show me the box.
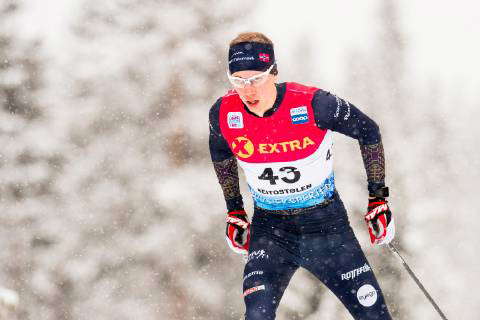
[245,99,260,107]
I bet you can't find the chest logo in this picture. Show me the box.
[259,136,315,154]
[290,106,309,124]
[227,112,244,129]
[232,136,254,159]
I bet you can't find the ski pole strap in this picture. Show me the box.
[388,243,449,320]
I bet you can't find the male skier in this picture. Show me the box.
[209,32,395,320]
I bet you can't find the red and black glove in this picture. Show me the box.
[365,189,395,245]
[225,210,250,255]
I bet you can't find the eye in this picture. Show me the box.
[250,75,263,82]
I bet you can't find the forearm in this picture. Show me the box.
[212,156,244,212]
[360,141,386,195]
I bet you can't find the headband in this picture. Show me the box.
[228,41,275,74]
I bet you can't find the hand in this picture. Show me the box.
[365,197,395,245]
[225,210,250,255]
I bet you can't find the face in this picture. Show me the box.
[230,70,277,111]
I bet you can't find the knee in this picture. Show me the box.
[245,306,275,320]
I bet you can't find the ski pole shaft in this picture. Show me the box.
[387,243,448,320]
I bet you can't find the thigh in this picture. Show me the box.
[243,226,299,320]
[304,228,392,320]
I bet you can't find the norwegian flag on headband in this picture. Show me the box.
[228,42,275,73]
[258,53,270,62]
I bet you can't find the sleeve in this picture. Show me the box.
[209,98,234,162]
[311,89,381,145]
[312,90,386,194]
[209,98,244,211]
[359,142,386,195]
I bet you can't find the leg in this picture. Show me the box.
[243,225,299,320]
[303,227,392,320]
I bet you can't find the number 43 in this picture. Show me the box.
[258,167,301,185]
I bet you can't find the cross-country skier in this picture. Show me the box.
[209,32,395,320]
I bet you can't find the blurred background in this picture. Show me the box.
[0,0,479,319]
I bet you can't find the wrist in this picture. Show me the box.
[226,196,244,213]
[369,186,389,198]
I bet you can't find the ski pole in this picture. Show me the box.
[387,243,448,320]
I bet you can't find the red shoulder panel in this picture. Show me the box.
[219,83,327,163]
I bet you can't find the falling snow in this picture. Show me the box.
[0,0,479,319]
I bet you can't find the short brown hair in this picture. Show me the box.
[229,32,273,47]
[229,32,278,75]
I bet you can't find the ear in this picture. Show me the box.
[269,74,278,84]
[233,87,243,95]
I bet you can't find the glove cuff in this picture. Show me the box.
[228,210,247,216]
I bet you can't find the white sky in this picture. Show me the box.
[13,0,480,94]
[247,1,480,94]
[14,1,71,41]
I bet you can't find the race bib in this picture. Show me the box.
[238,131,335,210]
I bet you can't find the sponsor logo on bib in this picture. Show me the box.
[290,106,309,124]
[227,112,244,129]
[232,136,254,158]
[258,136,315,154]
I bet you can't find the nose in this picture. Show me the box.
[243,84,256,94]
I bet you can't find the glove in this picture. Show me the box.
[365,196,395,245]
[225,210,250,255]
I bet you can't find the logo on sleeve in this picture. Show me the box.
[290,106,309,124]
[228,112,244,129]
